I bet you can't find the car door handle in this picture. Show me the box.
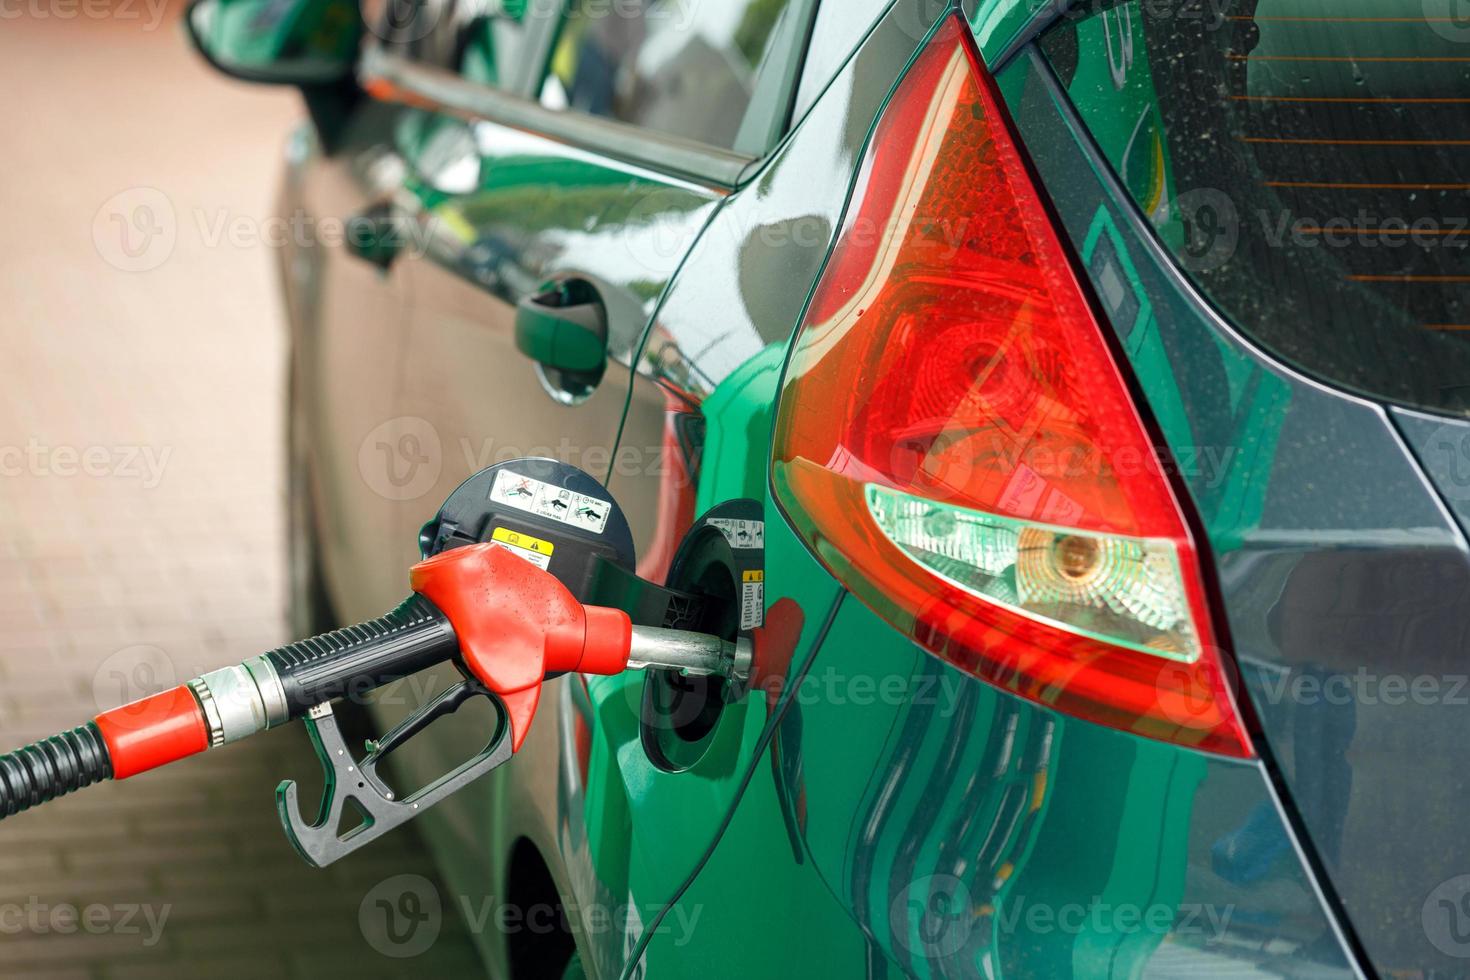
[515,282,608,375]
[344,200,404,271]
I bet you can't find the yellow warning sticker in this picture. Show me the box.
[740,568,764,629]
[490,527,554,570]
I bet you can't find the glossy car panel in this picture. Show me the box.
[605,0,947,544]
[285,101,417,627]
[392,114,721,565]
[630,594,1357,978]
[362,47,756,188]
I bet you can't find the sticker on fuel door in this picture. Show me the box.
[741,569,764,630]
[489,527,554,571]
[489,470,610,533]
[709,518,764,551]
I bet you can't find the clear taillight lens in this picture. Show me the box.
[771,15,1251,757]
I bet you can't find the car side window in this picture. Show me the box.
[374,0,529,87]
[539,0,807,154]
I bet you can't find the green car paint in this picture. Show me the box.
[393,126,655,255]
[573,334,843,974]
[969,0,1059,66]
[622,578,1237,978]
[573,515,844,977]
[691,343,787,515]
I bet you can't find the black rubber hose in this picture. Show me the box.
[266,593,460,718]
[0,723,112,819]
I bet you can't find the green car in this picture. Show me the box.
[190,0,1470,976]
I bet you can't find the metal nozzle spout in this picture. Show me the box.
[626,626,752,685]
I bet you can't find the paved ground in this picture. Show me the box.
[0,8,480,977]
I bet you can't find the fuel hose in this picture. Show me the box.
[0,594,460,819]
[0,543,748,824]
[0,723,112,818]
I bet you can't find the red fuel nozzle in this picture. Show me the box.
[411,542,633,751]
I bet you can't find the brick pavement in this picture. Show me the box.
[0,10,483,978]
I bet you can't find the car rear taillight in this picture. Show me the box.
[771,15,1251,758]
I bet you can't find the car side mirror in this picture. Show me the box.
[184,0,361,86]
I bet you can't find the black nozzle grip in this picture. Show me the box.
[265,594,460,718]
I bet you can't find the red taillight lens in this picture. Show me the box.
[771,16,1251,758]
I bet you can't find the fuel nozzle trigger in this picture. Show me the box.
[274,542,636,867]
[277,679,514,869]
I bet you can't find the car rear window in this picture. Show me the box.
[1041,0,1470,415]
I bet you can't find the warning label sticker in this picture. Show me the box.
[709,518,764,551]
[490,527,554,570]
[489,470,611,534]
[740,569,764,631]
